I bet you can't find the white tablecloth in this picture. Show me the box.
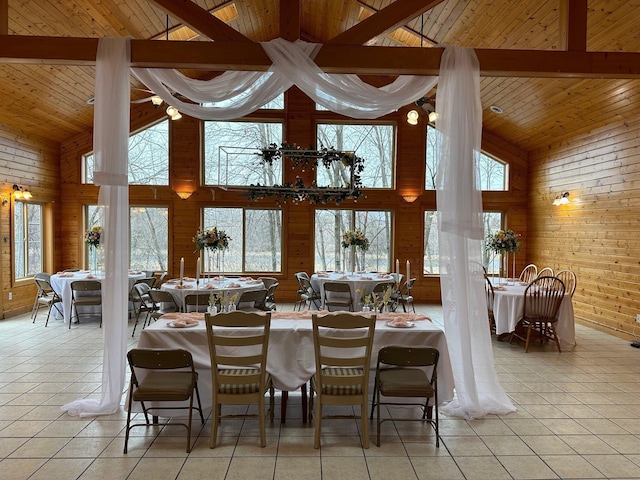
[50,271,146,324]
[491,282,575,346]
[311,272,398,311]
[161,277,265,311]
[132,312,454,415]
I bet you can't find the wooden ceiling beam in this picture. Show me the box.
[279,0,301,42]
[148,0,253,43]
[0,0,7,35]
[327,0,445,45]
[3,36,640,79]
[559,0,588,51]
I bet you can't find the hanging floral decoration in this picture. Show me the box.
[248,143,365,205]
[341,228,370,251]
[193,227,231,252]
[485,229,521,254]
[84,226,102,249]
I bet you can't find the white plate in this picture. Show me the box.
[385,320,415,328]
[167,321,200,328]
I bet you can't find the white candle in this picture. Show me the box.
[396,259,400,276]
[406,260,410,281]
[196,257,200,283]
[180,257,184,280]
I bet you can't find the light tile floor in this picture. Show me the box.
[2,304,640,479]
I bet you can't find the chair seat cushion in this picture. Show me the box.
[217,369,272,394]
[73,297,102,306]
[315,367,364,395]
[133,371,195,401]
[379,368,433,397]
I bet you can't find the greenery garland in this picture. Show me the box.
[248,143,365,205]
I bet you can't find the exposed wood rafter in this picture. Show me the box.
[2,35,640,79]
[279,0,301,42]
[149,0,253,43]
[559,0,588,51]
[0,0,7,35]
[327,0,445,45]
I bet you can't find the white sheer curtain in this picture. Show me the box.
[61,37,131,417]
[435,46,515,419]
[133,38,437,120]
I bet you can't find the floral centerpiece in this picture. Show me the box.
[341,228,370,251]
[485,229,520,254]
[84,226,101,249]
[193,227,231,252]
[486,229,521,283]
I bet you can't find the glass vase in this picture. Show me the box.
[349,246,356,276]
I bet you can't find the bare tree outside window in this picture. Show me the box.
[203,121,283,186]
[425,125,507,191]
[314,209,391,273]
[203,207,282,273]
[14,201,43,279]
[423,210,504,275]
[130,207,168,271]
[316,123,394,188]
[84,120,169,185]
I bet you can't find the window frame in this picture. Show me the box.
[13,200,45,282]
[315,121,396,190]
[202,206,283,274]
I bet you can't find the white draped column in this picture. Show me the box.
[62,37,130,417]
[436,46,515,419]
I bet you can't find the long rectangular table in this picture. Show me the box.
[133,311,454,416]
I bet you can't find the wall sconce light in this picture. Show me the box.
[402,193,419,203]
[176,190,193,200]
[166,105,182,121]
[552,191,570,206]
[13,184,32,200]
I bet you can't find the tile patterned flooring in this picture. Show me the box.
[2,304,640,479]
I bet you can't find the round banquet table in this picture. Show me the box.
[49,270,146,324]
[310,272,399,311]
[490,279,575,346]
[161,277,266,311]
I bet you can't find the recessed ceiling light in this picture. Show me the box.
[489,105,503,114]
[86,97,95,105]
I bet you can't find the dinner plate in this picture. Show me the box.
[385,320,415,328]
[167,321,200,328]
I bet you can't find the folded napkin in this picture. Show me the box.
[226,282,241,288]
[494,285,507,291]
[182,277,195,282]
[360,276,373,280]
[174,284,188,289]
[338,275,348,280]
[56,272,74,277]
[128,270,142,274]
[238,277,252,281]
[203,283,215,289]
[246,279,262,284]
[316,272,329,278]
[376,273,391,279]
[85,274,96,279]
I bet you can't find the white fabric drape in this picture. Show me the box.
[133,38,437,120]
[435,47,515,419]
[62,37,131,417]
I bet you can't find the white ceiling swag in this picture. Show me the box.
[132,38,438,121]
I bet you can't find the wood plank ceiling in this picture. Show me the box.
[2,0,640,153]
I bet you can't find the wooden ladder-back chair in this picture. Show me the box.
[310,312,376,449]
[322,281,353,311]
[519,264,538,284]
[124,348,204,453]
[510,276,566,353]
[205,311,274,448]
[370,346,440,448]
[537,267,554,278]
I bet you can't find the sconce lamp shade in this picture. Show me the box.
[406,109,419,125]
[552,191,570,206]
[151,95,163,107]
[402,194,419,203]
[13,184,32,200]
[176,191,193,200]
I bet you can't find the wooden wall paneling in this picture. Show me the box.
[529,113,640,340]
[0,124,60,318]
